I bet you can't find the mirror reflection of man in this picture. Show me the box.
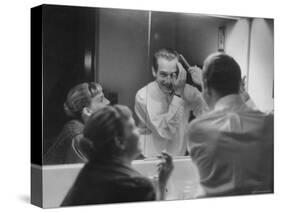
[135,48,208,157]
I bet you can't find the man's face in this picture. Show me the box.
[153,57,178,95]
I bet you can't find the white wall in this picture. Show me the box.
[225,18,250,77]
[225,18,274,112]
[248,18,274,111]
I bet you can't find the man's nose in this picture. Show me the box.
[165,75,173,83]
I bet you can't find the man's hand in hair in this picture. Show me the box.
[173,62,187,97]
[188,66,203,86]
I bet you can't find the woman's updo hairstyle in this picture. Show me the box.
[82,105,132,161]
[63,82,102,118]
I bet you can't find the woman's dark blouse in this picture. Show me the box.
[44,120,85,164]
[61,160,156,206]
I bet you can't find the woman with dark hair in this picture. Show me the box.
[61,105,174,206]
[44,82,110,164]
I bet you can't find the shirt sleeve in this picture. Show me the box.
[135,90,184,140]
[245,98,259,110]
[135,92,152,135]
[182,84,209,118]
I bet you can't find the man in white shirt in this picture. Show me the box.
[187,52,273,197]
[135,48,208,157]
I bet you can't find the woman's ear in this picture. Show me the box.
[81,107,92,123]
[82,107,92,117]
[114,136,126,150]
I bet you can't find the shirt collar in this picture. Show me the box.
[214,94,244,111]
[151,81,174,102]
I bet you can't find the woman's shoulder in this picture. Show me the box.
[59,119,84,140]
[111,175,154,188]
[83,164,154,190]
[63,119,84,131]
[106,175,156,201]
[62,175,156,206]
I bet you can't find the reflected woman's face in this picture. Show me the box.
[153,58,178,95]
[88,91,110,114]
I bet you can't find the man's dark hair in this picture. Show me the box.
[203,53,241,96]
[152,48,179,71]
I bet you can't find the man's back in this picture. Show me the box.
[187,95,273,196]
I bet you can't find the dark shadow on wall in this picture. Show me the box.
[42,5,97,153]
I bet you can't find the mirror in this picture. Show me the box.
[95,9,246,159]
[43,6,273,164]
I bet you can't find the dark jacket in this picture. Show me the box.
[61,159,156,206]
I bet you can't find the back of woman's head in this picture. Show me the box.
[64,82,102,118]
[82,105,132,161]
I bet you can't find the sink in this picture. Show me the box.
[132,156,202,200]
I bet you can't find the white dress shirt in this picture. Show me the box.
[135,81,207,157]
[187,94,273,196]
